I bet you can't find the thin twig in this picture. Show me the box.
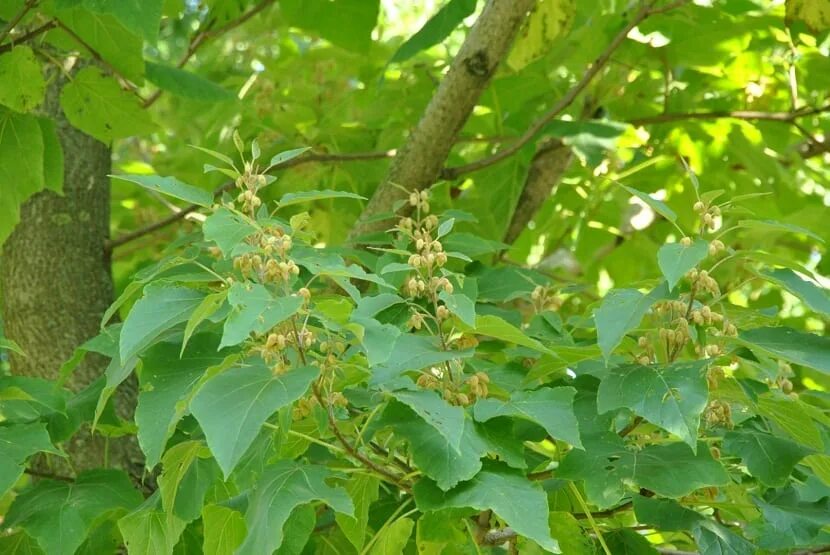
[106,149,395,250]
[0,18,55,54]
[0,0,38,45]
[440,0,686,180]
[628,104,830,126]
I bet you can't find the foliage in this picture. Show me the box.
[1,0,830,554]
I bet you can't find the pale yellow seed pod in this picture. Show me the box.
[693,201,705,213]
[409,193,419,206]
[435,252,448,266]
[638,336,649,348]
[680,237,692,247]
[638,355,651,365]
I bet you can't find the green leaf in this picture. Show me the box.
[753,494,830,548]
[723,430,812,486]
[605,529,659,554]
[693,520,756,555]
[220,283,304,349]
[508,0,575,70]
[111,174,214,207]
[268,146,311,168]
[739,326,830,375]
[657,239,709,291]
[414,465,558,552]
[0,46,45,112]
[202,505,246,555]
[756,394,824,450]
[0,530,44,554]
[378,402,485,491]
[60,67,155,142]
[335,474,380,551]
[190,359,319,477]
[136,335,227,467]
[158,440,220,523]
[238,461,354,555]
[545,119,628,166]
[280,0,379,52]
[390,388,466,452]
[597,360,709,450]
[53,8,145,82]
[473,386,582,448]
[0,336,25,355]
[594,282,668,359]
[181,291,227,355]
[118,493,187,555]
[119,283,206,364]
[369,517,414,555]
[350,315,401,366]
[760,268,830,317]
[0,109,44,247]
[633,496,703,531]
[736,219,824,243]
[6,469,142,555]
[0,376,66,421]
[202,207,258,256]
[277,189,366,208]
[0,423,61,497]
[391,0,477,63]
[55,0,163,42]
[548,512,593,555]
[466,314,551,353]
[370,334,474,386]
[439,290,476,328]
[145,61,234,101]
[787,0,830,32]
[621,185,677,222]
[274,504,316,555]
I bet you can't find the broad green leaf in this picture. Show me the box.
[605,529,659,553]
[621,185,677,222]
[597,360,709,450]
[756,394,823,450]
[414,465,558,552]
[145,61,234,102]
[136,335,227,467]
[111,174,214,207]
[753,495,830,549]
[0,109,44,246]
[0,531,44,554]
[693,520,756,555]
[594,282,668,359]
[0,422,61,497]
[473,386,582,448]
[60,67,155,142]
[119,283,206,364]
[190,359,319,477]
[467,314,551,353]
[118,493,187,555]
[370,334,474,386]
[277,189,366,208]
[416,510,466,555]
[390,388,466,451]
[52,7,145,83]
[238,461,354,555]
[390,0,477,63]
[0,376,66,422]
[378,402,485,491]
[6,470,142,555]
[633,496,702,531]
[559,434,728,508]
[220,282,304,349]
[0,46,45,112]
[369,517,414,555]
[760,268,830,316]
[202,505,246,555]
[202,207,258,256]
[723,430,812,486]
[351,315,401,366]
[736,219,824,243]
[548,512,593,555]
[439,290,476,328]
[181,291,227,355]
[353,293,404,319]
[191,145,236,167]
[55,0,163,42]
[805,454,830,487]
[335,474,380,551]
[739,326,830,375]
[0,336,25,355]
[274,504,316,555]
[268,146,311,168]
[280,0,379,52]
[93,348,139,430]
[658,239,709,291]
[508,0,575,70]
[787,0,830,32]
[158,440,220,523]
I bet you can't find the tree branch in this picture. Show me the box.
[440,0,688,181]
[106,150,395,250]
[0,0,39,45]
[0,18,54,54]
[143,0,275,108]
[627,104,830,126]
[348,0,539,240]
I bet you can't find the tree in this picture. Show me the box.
[1,0,830,553]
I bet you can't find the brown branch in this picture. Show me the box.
[627,104,830,126]
[143,0,275,108]
[0,0,38,45]
[349,0,539,240]
[440,0,688,181]
[107,150,395,250]
[0,18,55,54]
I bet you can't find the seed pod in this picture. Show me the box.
[409,193,419,206]
[693,201,705,213]
[638,355,651,365]
[638,336,649,348]
[681,237,692,247]
[435,252,448,266]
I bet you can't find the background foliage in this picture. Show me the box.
[1,0,830,553]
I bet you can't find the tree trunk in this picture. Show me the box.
[349,0,536,240]
[0,67,141,479]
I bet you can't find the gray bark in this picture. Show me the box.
[349,0,536,240]
[0,67,141,479]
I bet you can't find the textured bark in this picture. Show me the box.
[0,68,141,479]
[349,0,536,240]
[503,139,573,245]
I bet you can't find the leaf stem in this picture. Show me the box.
[568,482,612,555]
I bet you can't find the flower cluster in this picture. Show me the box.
[416,368,490,406]
[693,200,721,232]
